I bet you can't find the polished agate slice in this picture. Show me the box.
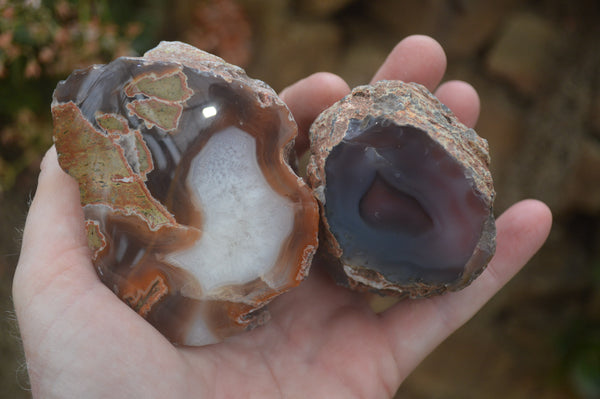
[52,41,319,345]
[307,80,496,298]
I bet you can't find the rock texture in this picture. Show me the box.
[308,80,495,297]
[52,41,319,346]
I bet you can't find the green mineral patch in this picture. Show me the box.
[85,219,106,260]
[127,98,182,132]
[96,113,129,134]
[125,71,192,102]
[134,131,153,176]
[53,102,175,230]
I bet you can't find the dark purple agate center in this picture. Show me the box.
[324,117,489,284]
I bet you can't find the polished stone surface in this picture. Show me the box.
[308,81,496,297]
[52,42,319,345]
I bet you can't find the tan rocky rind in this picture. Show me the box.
[307,80,496,298]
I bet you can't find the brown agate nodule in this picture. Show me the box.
[307,80,496,298]
[52,42,319,345]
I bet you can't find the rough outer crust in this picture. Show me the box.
[307,80,496,298]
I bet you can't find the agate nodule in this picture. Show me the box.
[52,42,319,345]
[307,81,496,298]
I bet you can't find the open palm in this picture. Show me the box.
[13,36,552,399]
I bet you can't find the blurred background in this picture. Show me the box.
[0,0,599,398]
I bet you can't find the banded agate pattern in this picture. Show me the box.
[52,42,319,345]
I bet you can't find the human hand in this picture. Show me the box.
[13,35,552,398]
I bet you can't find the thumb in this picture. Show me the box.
[13,145,99,318]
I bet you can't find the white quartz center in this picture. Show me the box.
[167,126,294,296]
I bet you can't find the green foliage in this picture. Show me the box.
[557,257,600,399]
[559,320,600,399]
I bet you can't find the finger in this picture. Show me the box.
[12,151,182,397]
[13,146,98,306]
[380,199,552,380]
[435,80,481,128]
[370,35,447,90]
[280,72,350,155]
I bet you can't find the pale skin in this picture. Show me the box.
[13,35,552,398]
